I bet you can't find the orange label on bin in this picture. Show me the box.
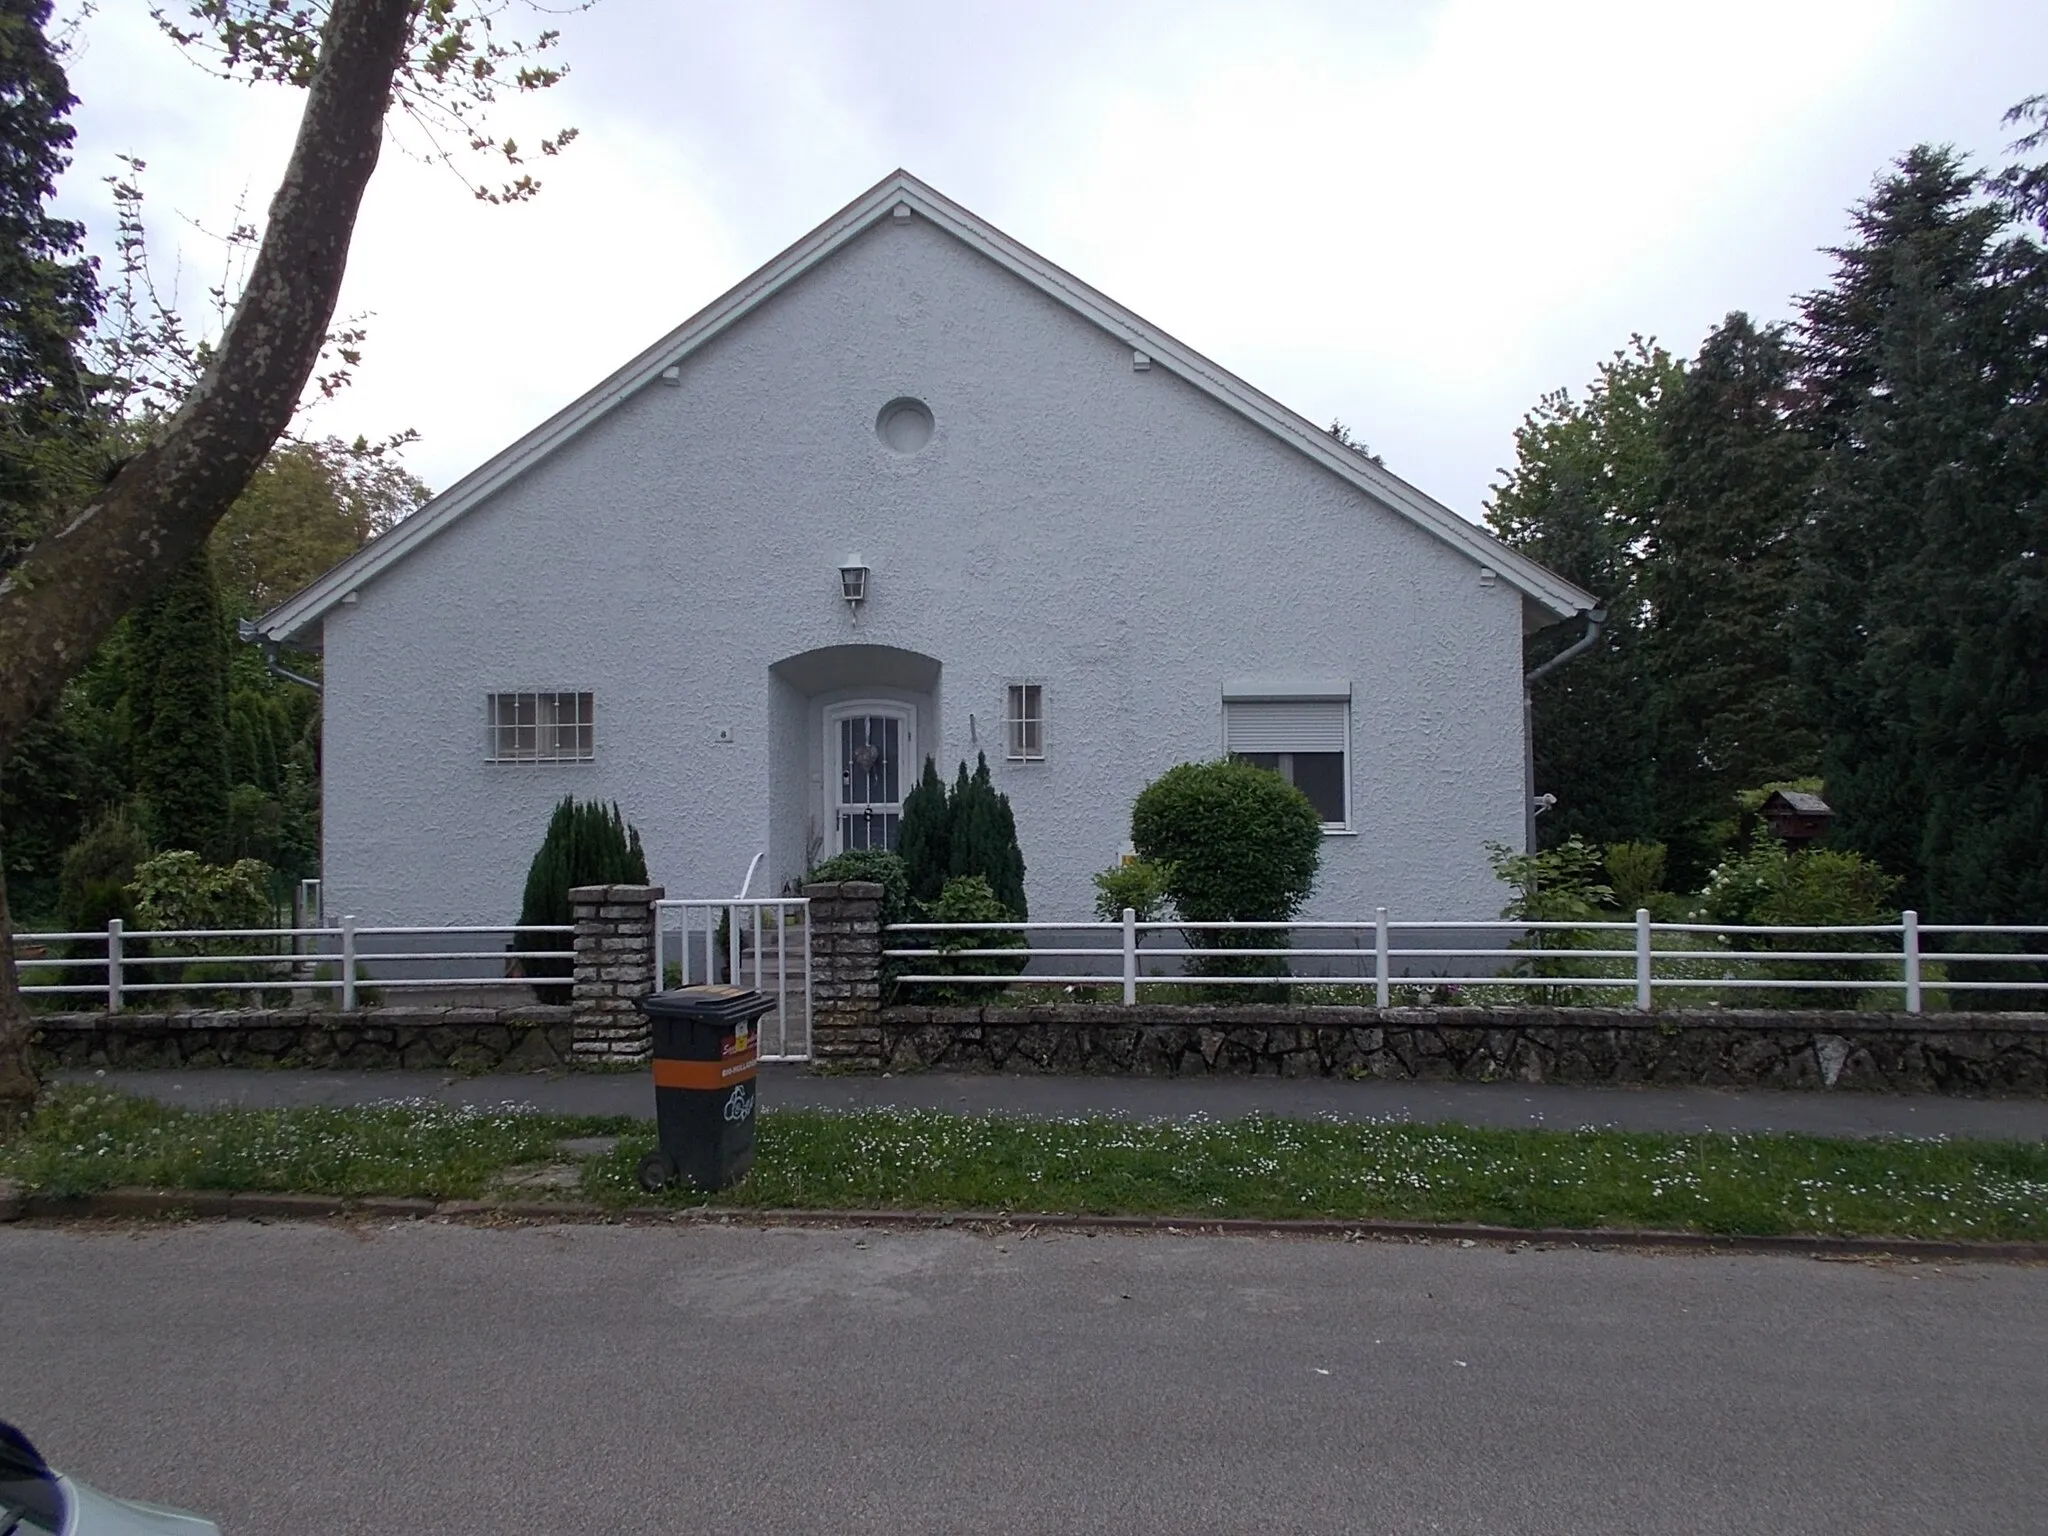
[653,1050,757,1091]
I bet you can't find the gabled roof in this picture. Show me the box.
[258,171,1597,643]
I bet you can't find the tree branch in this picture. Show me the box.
[0,0,415,756]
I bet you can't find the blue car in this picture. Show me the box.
[1,1423,220,1535]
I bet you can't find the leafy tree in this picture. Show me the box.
[1639,314,1820,883]
[209,436,426,618]
[514,797,648,1003]
[1487,339,1681,849]
[1131,759,1323,978]
[0,0,581,1122]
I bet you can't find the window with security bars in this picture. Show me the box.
[1224,696,1349,827]
[487,692,595,763]
[1005,683,1045,762]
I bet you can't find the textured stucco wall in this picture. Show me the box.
[320,214,1529,928]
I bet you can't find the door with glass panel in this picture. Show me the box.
[829,705,912,853]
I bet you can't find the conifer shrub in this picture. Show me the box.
[896,759,952,907]
[514,798,649,1003]
[948,753,1027,919]
[897,753,1028,918]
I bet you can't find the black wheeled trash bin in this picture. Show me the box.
[633,985,775,1193]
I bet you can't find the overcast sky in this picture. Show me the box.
[51,0,2048,521]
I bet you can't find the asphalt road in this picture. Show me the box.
[6,1221,2044,1534]
[61,1064,2048,1140]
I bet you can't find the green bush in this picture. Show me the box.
[1604,841,1668,914]
[1091,858,1173,924]
[910,874,1028,1002]
[1695,843,1904,1008]
[126,850,277,1004]
[805,848,910,918]
[1485,837,1620,1005]
[514,798,649,1004]
[1131,759,1322,984]
[129,850,273,932]
[58,808,150,932]
[806,848,912,996]
[1699,843,1899,927]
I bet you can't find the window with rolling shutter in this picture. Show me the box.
[1223,687,1350,829]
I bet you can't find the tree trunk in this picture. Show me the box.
[0,0,415,1127]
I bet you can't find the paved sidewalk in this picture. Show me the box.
[56,1065,2048,1139]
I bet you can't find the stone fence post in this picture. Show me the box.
[805,880,883,1067]
[569,884,664,1063]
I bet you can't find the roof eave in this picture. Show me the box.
[256,169,1598,638]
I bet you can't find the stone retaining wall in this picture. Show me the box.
[878,1004,2048,1095]
[30,1007,575,1073]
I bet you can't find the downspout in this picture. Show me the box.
[236,619,322,693]
[1521,606,1606,852]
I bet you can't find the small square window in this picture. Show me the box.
[487,692,594,763]
[1005,683,1045,762]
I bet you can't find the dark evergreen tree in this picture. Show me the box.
[1791,147,2018,912]
[0,0,102,567]
[1486,340,1680,848]
[942,753,1028,918]
[227,691,284,794]
[0,700,87,919]
[896,756,952,907]
[1910,109,2048,927]
[1640,313,1820,886]
[127,550,231,858]
[514,797,649,1002]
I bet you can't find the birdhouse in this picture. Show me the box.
[1760,789,1833,846]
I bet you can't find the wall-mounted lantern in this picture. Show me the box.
[839,556,870,621]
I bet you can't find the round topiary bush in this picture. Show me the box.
[1130,759,1324,979]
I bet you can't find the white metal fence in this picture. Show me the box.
[13,920,575,1009]
[653,898,811,1060]
[885,909,2048,1014]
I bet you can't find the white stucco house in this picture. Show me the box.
[255,171,1597,928]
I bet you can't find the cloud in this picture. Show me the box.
[47,0,2048,515]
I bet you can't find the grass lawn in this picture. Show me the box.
[4,1087,2045,1241]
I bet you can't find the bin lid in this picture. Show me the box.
[636,985,774,1025]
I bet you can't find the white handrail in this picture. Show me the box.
[877,906,2048,1012]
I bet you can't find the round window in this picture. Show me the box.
[876,397,935,454]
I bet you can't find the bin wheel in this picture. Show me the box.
[636,1151,676,1194]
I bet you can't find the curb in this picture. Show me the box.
[2,1185,2044,1260]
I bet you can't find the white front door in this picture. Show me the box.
[828,704,913,853]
